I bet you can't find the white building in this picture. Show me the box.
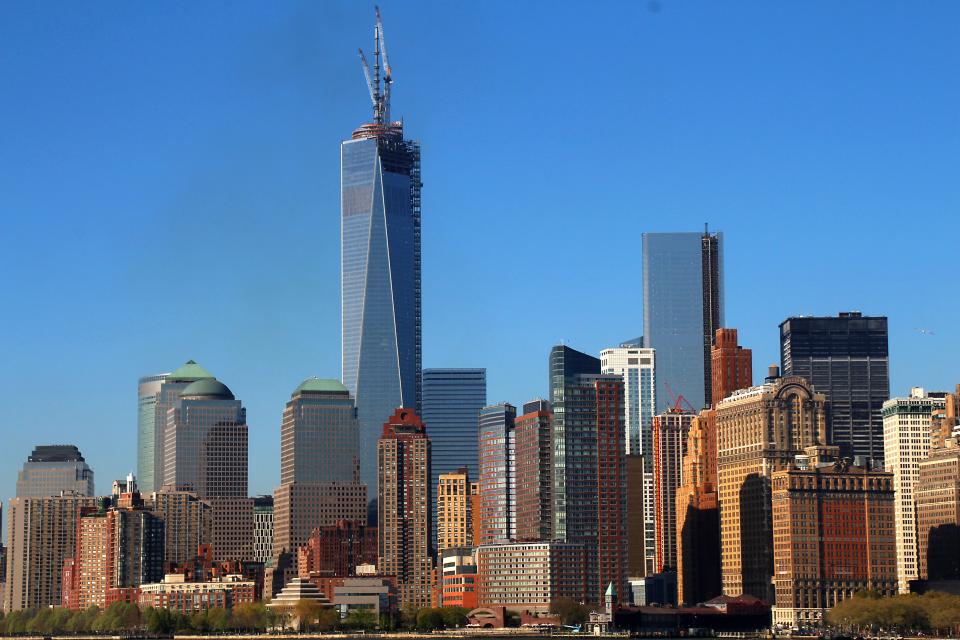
[882,388,946,593]
[601,344,657,575]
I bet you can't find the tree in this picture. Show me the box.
[233,602,268,631]
[416,607,445,630]
[294,599,323,631]
[207,607,231,631]
[343,607,378,630]
[400,602,419,629]
[550,597,589,625]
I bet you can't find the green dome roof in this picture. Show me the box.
[294,378,348,396]
[181,378,234,399]
[168,360,215,383]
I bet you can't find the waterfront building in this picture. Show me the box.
[780,312,889,463]
[478,403,516,544]
[341,11,422,499]
[377,408,433,608]
[3,493,97,611]
[716,366,827,601]
[436,468,474,553]
[15,445,94,498]
[421,368,486,544]
[642,230,723,412]
[881,388,945,592]
[771,451,896,627]
[139,573,256,613]
[439,548,478,609]
[475,541,586,612]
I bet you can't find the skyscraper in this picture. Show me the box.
[780,312,890,462]
[273,379,367,556]
[478,403,517,544]
[882,388,945,592]
[342,9,421,498]
[377,408,433,608]
[139,360,216,492]
[436,468,474,553]
[514,400,553,542]
[421,368,486,547]
[642,230,723,412]
[716,366,828,601]
[15,445,94,498]
[147,486,212,568]
[652,408,694,572]
[711,328,752,405]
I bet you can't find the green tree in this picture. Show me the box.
[416,607,445,630]
[233,602,268,631]
[343,607,378,630]
[440,605,469,628]
[550,597,589,625]
[400,601,419,629]
[206,607,231,631]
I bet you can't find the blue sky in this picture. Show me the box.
[1,1,958,504]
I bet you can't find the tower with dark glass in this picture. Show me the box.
[342,9,421,498]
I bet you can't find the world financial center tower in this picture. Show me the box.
[341,9,422,499]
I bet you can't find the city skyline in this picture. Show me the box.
[2,1,959,505]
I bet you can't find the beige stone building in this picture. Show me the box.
[916,435,960,581]
[148,486,212,566]
[716,366,827,601]
[436,468,473,553]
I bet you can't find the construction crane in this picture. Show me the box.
[357,6,392,126]
[664,382,696,413]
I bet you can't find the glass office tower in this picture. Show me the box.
[137,373,168,494]
[780,312,889,463]
[15,445,95,498]
[341,123,422,497]
[421,368,486,548]
[642,231,723,412]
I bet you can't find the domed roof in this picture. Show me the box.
[180,378,234,399]
[168,360,215,383]
[294,378,348,396]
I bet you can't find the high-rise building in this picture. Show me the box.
[16,445,94,498]
[436,468,474,553]
[3,493,97,611]
[711,328,752,405]
[915,423,960,582]
[163,378,247,499]
[147,486,212,568]
[478,403,516,544]
[642,230,723,412]
[377,408,433,608]
[771,452,896,627]
[716,366,828,601]
[675,409,721,605]
[140,360,216,492]
[625,455,654,577]
[64,480,165,609]
[137,373,168,495]
[600,345,657,459]
[514,400,553,542]
[881,388,945,592]
[273,379,367,557]
[253,496,274,566]
[550,346,627,603]
[652,408,694,572]
[780,312,890,463]
[296,519,378,579]
[421,368,486,549]
[210,497,254,561]
[341,11,422,499]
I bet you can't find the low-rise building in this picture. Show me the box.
[476,541,586,613]
[439,547,477,609]
[139,573,256,613]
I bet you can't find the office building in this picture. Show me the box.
[771,452,896,627]
[272,483,367,556]
[148,486,212,568]
[881,388,945,592]
[3,493,97,611]
[711,328,752,405]
[163,378,248,499]
[253,496,274,565]
[210,497,254,561]
[550,345,627,602]
[377,408,433,608]
[15,445,94,498]
[716,366,828,601]
[421,368,486,544]
[476,541,587,612]
[478,402,516,544]
[514,400,553,542]
[780,312,889,462]
[675,409,721,605]
[341,13,422,498]
[140,360,216,492]
[296,519,378,579]
[642,230,723,412]
[916,431,960,581]
[652,408,694,572]
[600,345,657,459]
[436,468,474,553]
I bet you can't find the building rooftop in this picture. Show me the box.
[293,377,348,396]
[27,445,86,463]
[167,360,215,383]
[180,378,234,399]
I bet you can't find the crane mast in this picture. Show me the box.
[358,6,393,126]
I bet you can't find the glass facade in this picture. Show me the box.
[478,403,516,544]
[642,231,723,413]
[780,312,890,462]
[15,445,95,498]
[421,368,486,547]
[341,128,421,496]
[137,374,167,494]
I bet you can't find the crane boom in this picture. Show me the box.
[358,48,377,106]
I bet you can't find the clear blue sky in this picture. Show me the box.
[1,1,958,505]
